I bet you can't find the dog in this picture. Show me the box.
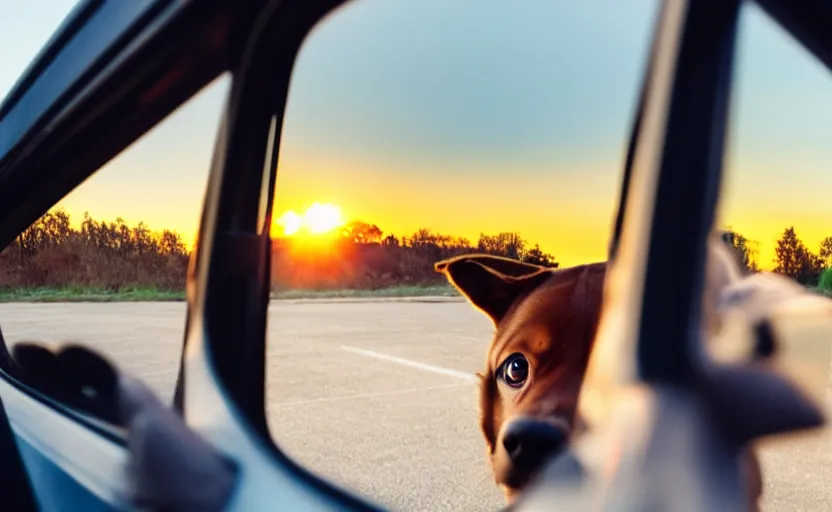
[435,239,770,508]
[434,254,607,502]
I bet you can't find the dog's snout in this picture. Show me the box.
[501,418,567,470]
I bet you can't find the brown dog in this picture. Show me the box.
[436,245,767,508]
[434,254,607,502]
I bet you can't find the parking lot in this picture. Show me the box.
[0,300,830,511]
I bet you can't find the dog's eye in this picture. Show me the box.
[500,353,529,388]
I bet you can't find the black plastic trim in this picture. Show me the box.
[183,0,385,509]
[754,0,832,74]
[0,0,172,159]
[0,0,102,120]
[0,0,235,250]
[0,394,38,511]
[610,0,742,383]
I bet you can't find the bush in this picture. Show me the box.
[819,268,832,295]
[0,210,189,291]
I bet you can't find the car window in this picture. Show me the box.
[265,1,658,510]
[718,4,832,511]
[0,71,231,401]
[4,1,830,512]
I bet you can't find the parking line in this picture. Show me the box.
[340,345,477,383]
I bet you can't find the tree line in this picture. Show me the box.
[0,210,189,290]
[722,226,832,286]
[342,221,558,266]
[0,210,830,292]
[270,221,559,290]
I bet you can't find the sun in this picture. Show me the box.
[274,202,345,238]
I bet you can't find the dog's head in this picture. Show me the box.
[435,254,606,500]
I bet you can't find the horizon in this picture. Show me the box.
[24,206,821,272]
[2,1,831,271]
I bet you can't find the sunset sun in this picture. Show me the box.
[275,202,345,238]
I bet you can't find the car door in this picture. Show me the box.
[0,0,380,510]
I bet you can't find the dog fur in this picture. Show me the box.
[435,236,770,507]
[434,255,606,501]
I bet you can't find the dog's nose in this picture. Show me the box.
[501,418,568,472]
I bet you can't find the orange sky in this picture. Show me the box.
[55,135,829,272]
[273,147,832,271]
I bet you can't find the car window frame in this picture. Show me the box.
[1,0,832,510]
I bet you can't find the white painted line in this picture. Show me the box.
[269,383,471,408]
[340,345,477,383]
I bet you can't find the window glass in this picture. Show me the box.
[267,1,657,510]
[0,73,231,400]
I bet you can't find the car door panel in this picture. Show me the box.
[0,376,127,511]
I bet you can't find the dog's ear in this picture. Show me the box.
[435,254,553,324]
[436,254,550,278]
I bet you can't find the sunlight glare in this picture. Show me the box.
[305,203,344,234]
[277,211,303,236]
[275,202,345,237]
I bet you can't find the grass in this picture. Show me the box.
[819,268,832,296]
[2,279,830,304]
[0,286,186,303]
[0,284,459,303]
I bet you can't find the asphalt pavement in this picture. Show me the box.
[0,301,829,511]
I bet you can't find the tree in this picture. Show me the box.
[773,226,824,284]
[159,230,188,257]
[449,237,473,256]
[820,236,832,267]
[408,228,439,248]
[522,244,559,268]
[477,232,527,260]
[382,234,400,247]
[720,229,759,273]
[342,221,383,244]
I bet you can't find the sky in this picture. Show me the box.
[1,0,830,269]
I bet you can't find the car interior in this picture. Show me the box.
[0,0,831,510]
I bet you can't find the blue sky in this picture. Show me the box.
[0,2,81,98]
[285,0,658,169]
[1,0,830,267]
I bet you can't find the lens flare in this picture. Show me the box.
[275,202,345,237]
[276,210,303,236]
